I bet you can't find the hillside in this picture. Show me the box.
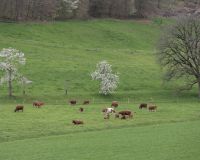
[1,19,200,160]
[0,19,197,103]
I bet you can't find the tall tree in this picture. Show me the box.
[157,15,200,98]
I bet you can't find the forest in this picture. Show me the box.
[0,0,200,21]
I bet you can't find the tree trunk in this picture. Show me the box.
[8,70,12,97]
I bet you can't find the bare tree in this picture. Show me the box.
[157,15,200,98]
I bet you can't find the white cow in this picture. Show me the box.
[105,107,115,114]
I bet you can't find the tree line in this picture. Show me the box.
[0,0,82,21]
[0,0,198,21]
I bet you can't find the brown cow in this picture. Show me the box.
[33,101,44,108]
[118,110,134,118]
[79,107,84,112]
[69,100,76,105]
[14,105,24,112]
[83,100,89,105]
[72,120,84,125]
[139,103,147,109]
[33,101,37,106]
[148,105,157,112]
[111,101,118,108]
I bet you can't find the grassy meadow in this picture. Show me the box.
[0,19,187,104]
[0,102,200,160]
[0,102,199,143]
[0,19,200,160]
[1,120,200,160]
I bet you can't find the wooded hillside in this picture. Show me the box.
[0,0,200,21]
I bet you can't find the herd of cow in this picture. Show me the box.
[14,101,45,112]
[14,100,157,125]
[101,101,157,120]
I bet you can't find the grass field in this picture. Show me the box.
[0,19,200,160]
[0,102,200,160]
[0,102,200,143]
[0,19,193,104]
[0,118,200,160]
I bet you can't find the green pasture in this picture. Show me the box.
[0,102,200,160]
[0,19,191,103]
[0,19,200,160]
[0,102,200,143]
[0,118,199,160]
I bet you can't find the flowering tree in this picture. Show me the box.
[0,48,30,97]
[91,60,119,95]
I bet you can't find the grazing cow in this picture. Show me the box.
[139,103,147,109]
[72,120,84,125]
[14,105,24,112]
[106,107,115,114]
[79,107,84,112]
[102,108,115,113]
[148,105,157,112]
[111,101,118,108]
[118,110,134,118]
[69,100,76,105]
[83,100,90,105]
[33,101,37,107]
[102,107,115,114]
[33,101,44,108]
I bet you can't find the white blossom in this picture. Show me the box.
[0,48,31,96]
[0,48,25,66]
[91,60,119,95]
[0,48,25,83]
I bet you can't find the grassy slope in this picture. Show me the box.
[1,19,193,104]
[0,120,200,160]
[0,19,200,160]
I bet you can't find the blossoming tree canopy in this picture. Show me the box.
[0,48,30,96]
[91,60,119,95]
